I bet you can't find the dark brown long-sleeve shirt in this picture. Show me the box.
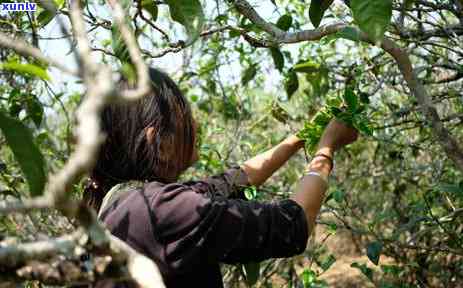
[97,167,309,287]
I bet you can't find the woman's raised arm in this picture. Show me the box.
[291,119,358,231]
[241,119,358,231]
[240,135,304,187]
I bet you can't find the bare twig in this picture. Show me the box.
[108,233,165,288]
[381,38,463,172]
[0,197,50,214]
[135,0,170,41]
[0,32,77,76]
[0,230,85,267]
[0,230,165,288]
[107,0,151,100]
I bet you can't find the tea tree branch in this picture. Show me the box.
[229,0,463,173]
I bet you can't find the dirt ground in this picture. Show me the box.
[262,224,388,287]
[314,226,379,287]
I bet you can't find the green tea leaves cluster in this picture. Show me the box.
[297,87,373,153]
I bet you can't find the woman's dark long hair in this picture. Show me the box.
[83,68,196,211]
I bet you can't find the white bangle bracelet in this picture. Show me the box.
[305,171,329,186]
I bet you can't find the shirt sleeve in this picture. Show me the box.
[183,166,250,199]
[150,182,309,271]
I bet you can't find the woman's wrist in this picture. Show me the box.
[308,157,332,173]
[316,145,335,157]
[308,147,334,177]
[302,156,332,189]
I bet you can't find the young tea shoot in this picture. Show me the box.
[297,86,373,154]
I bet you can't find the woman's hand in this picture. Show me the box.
[317,119,359,152]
